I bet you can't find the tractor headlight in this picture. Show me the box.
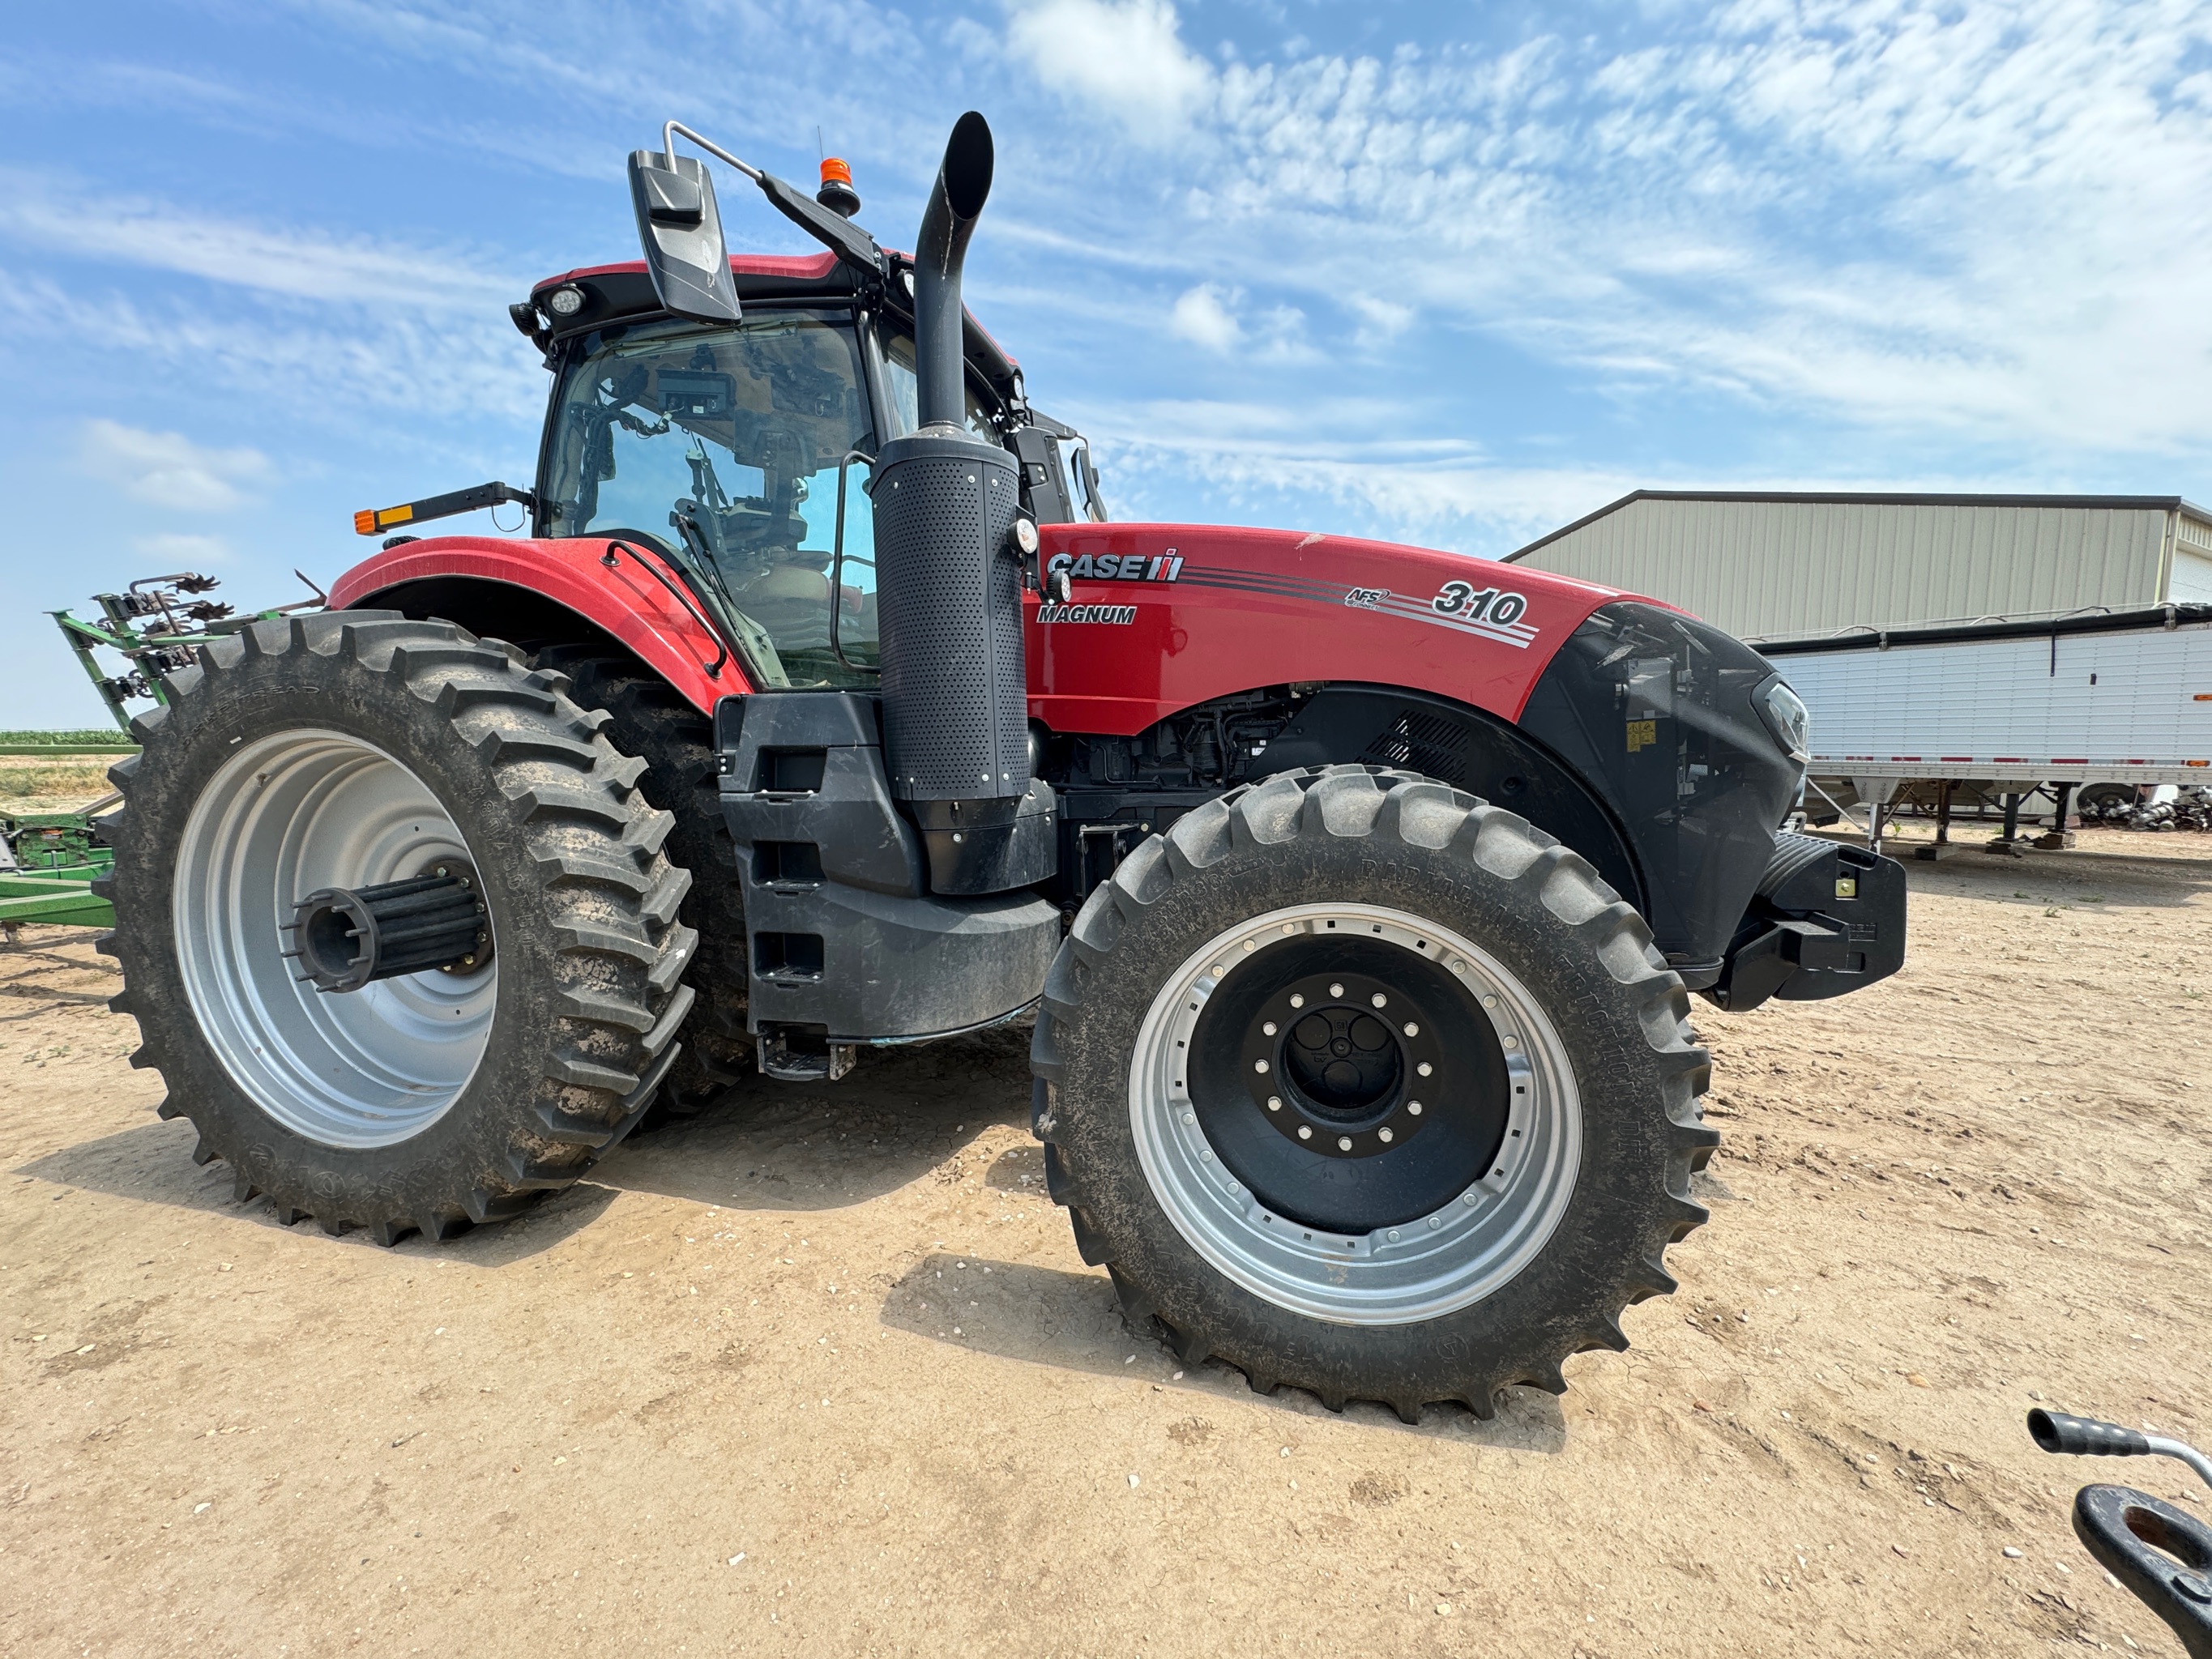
[1757,678,1811,763]
[544,284,586,318]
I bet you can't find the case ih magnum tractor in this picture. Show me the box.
[99,114,1905,1421]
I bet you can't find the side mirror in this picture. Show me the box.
[626,150,742,325]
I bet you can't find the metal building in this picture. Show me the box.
[1505,492,2212,642]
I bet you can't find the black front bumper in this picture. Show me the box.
[1707,832,1908,1012]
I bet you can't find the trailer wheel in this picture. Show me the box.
[535,649,751,1113]
[96,612,698,1243]
[1030,766,1716,1422]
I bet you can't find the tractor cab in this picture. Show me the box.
[512,237,1104,693]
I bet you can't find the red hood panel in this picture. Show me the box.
[1027,523,1633,734]
[334,525,1641,731]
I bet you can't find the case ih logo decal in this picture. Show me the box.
[1045,548,1543,649]
[1036,603,1137,625]
[1047,552,1185,583]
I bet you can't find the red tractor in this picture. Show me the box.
[98,114,1905,1421]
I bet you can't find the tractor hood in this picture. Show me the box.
[332,519,1649,739]
[1023,521,1637,736]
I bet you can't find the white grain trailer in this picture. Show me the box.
[1759,603,2212,852]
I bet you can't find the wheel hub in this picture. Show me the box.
[1242,972,1440,1156]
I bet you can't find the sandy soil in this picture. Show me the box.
[3,833,2210,1657]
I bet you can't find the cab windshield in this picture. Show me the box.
[542,309,882,688]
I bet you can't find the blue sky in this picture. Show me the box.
[2,0,2208,727]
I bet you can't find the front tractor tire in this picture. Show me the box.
[1029,766,1716,1422]
[97,612,699,1243]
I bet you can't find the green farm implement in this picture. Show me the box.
[6,570,325,938]
[0,804,117,936]
[50,570,327,734]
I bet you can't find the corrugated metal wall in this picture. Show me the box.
[2176,514,2212,603]
[1513,498,2180,641]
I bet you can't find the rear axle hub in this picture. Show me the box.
[288,864,491,994]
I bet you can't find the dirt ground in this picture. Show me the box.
[4,828,2210,1657]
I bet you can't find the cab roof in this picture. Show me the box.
[528,252,1020,397]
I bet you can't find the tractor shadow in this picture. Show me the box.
[596,1021,1036,1213]
[15,1117,623,1264]
[13,1021,1034,1258]
[875,1250,1568,1448]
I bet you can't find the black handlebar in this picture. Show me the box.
[2031,1409,2153,1458]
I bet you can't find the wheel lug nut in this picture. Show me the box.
[1417,1062,1433,1077]
[1408,1102,1423,1116]
[1296,1125,1313,1141]
[1329,983,1343,997]
[1482,994,1497,1008]
[1262,1021,1277,1036]
[1428,1216,1442,1230]
[1183,1112,1195,1125]
[1370,992,1386,1008]
[1388,1229,1401,1242]
[1266,1096,1281,1112]
[1289,994,1305,1009]
[1403,1022,1419,1037]
[1253,1059,1270,1074]
[1337,1137,1352,1151]
[1378,1127,1394,1144]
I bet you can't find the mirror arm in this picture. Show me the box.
[663,121,763,183]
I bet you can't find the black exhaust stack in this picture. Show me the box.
[869,112,1053,895]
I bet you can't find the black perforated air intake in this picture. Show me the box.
[870,433,1027,802]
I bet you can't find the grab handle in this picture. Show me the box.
[2073,1485,2212,1659]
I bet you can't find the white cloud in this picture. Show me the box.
[1168,283,1241,351]
[0,170,512,309]
[1018,1,2212,458]
[1005,0,1215,132]
[82,420,271,512]
[133,531,236,567]
[3,275,541,434]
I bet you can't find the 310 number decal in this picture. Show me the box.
[1432,581,1528,625]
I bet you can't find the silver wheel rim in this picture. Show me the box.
[173,728,495,1149]
[1129,902,1580,1326]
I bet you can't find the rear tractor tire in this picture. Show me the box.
[1029,766,1716,1422]
[96,612,699,1243]
[533,648,753,1115]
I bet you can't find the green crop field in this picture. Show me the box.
[0,731,135,748]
